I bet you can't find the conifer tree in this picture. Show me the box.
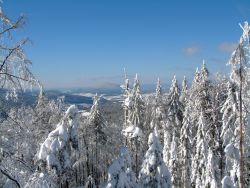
[106,147,137,188]
[180,104,192,188]
[221,21,250,187]
[122,74,145,177]
[139,127,171,188]
[35,105,79,187]
[191,112,209,187]
[150,78,166,143]
[180,76,188,106]
[88,94,107,186]
[163,75,182,187]
[205,148,219,188]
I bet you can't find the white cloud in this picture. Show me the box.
[183,45,200,56]
[219,42,237,53]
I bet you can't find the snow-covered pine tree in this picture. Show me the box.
[169,133,180,187]
[32,105,79,187]
[163,75,182,187]
[87,94,107,186]
[190,62,216,187]
[154,78,165,126]
[191,111,209,187]
[180,76,188,106]
[156,78,162,101]
[139,127,171,188]
[122,74,145,177]
[128,73,145,130]
[149,78,166,143]
[121,68,130,130]
[220,81,240,186]
[205,148,219,188]
[34,84,64,143]
[213,73,229,184]
[105,147,137,188]
[221,21,250,187]
[200,61,217,148]
[180,103,192,188]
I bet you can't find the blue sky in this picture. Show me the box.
[4,0,250,89]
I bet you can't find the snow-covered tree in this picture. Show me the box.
[0,4,37,186]
[213,73,229,184]
[199,61,217,148]
[122,74,144,141]
[221,82,238,148]
[148,78,166,144]
[25,172,57,188]
[180,104,192,188]
[106,147,137,188]
[180,76,188,106]
[220,82,244,187]
[153,78,165,125]
[120,68,130,129]
[87,94,108,186]
[191,112,209,187]
[35,105,79,187]
[221,21,250,188]
[168,133,180,187]
[205,148,219,188]
[155,78,162,101]
[163,75,182,187]
[122,74,145,177]
[190,62,218,187]
[0,4,36,100]
[139,127,171,188]
[128,74,145,130]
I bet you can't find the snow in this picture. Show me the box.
[224,143,240,161]
[124,96,132,107]
[221,176,235,188]
[24,172,57,188]
[139,127,171,188]
[3,179,19,188]
[106,147,137,188]
[239,21,250,43]
[37,105,79,173]
[82,111,90,117]
[122,123,143,139]
[65,104,78,118]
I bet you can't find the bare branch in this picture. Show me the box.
[0,72,29,81]
[0,15,25,36]
[0,39,28,72]
[0,167,21,188]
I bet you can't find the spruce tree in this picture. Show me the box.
[106,147,137,188]
[163,75,182,187]
[139,127,171,188]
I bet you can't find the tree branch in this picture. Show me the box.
[0,167,21,188]
[0,72,29,81]
[0,39,28,72]
[0,15,25,36]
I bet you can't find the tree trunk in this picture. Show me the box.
[95,130,99,187]
[239,53,244,188]
[135,138,138,178]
